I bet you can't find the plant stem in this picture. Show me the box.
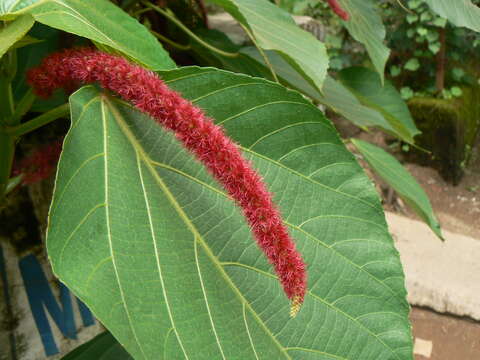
[132,7,151,17]
[436,27,446,93]
[6,103,69,137]
[0,131,15,201]
[240,23,279,83]
[142,1,240,58]
[6,174,22,194]
[395,0,414,14]
[0,49,17,126]
[11,88,35,124]
[0,79,14,125]
[194,0,209,28]
[150,30,191,51]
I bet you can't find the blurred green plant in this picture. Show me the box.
[382,0,480,100]
[276,0,364,70]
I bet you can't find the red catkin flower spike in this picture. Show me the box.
[327,0,350,21]
[14,140,63,184]
[27,48,307,315]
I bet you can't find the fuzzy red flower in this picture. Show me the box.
[27,48,307,315]
[327,0,350,21]
[14,140,63,184]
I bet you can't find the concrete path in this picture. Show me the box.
[386,212,480,321]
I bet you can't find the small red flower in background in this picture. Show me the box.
[327,0,350,21]
[14,140,63,185]
[27,48,307,315]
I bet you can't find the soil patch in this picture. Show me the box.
[411,307,480,360]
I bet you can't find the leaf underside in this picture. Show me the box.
[352,139,443,241]
[208,0,328,92]
[47,67,412,359]
[337,67,420,144]
[424,0,480,33]
[1,0,175,71]
[339,0,390,81]
[238,48,419,143]
[0,14,35,59]
[61,332,132,360]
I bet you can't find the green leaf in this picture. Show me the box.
[321,76,401,132]
[48,67,412,359]
[390,65,401,77]
[424,0,480,33]
[62,332,132,360]
[452,67,465,81]
[432,16,447,28]
[425,30,439,42]
[400,87,414,100]
[420,12,432,22]
[338,0,391,82]
[292,0,315,15]
[428,42,441,54]
[337,66,421,143]
[406,14,418,24]
[404,58,420,71]
[416,27,427,37]
[408,0,422,10]
[238,47,412,139]
[352,139,443,240]
[206,0,328,91]
[0,14,34,59]
[451,86,463,97]
[10,34,43,49]
[1,0,175,71]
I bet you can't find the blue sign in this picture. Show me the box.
[0,246,96,357]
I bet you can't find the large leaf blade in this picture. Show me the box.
[337,67,421,143]
[189,28,410,142]
[48,68,412,359]
[0,14,34,59]
[424,0,480,33]
[207,0,328,91]
[352,139,443,241]
[1,0,175,70]
[239,47,405,135]
[62,332,132,360]
[339,0,390,81]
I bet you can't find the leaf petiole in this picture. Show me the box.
[6,103,70,137]
[150,30,191,51]
[11,88,35,124]
[142,1,240,58]
[5,174,22,194]
[240,23,279,83]
[0,131,15,201]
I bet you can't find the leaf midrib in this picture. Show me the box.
[101,100,147,360]
[10,0,148,67]
[222,262,406,360]
[338,83,412,143]
[104,95,292,360]
[148,160,407,305]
